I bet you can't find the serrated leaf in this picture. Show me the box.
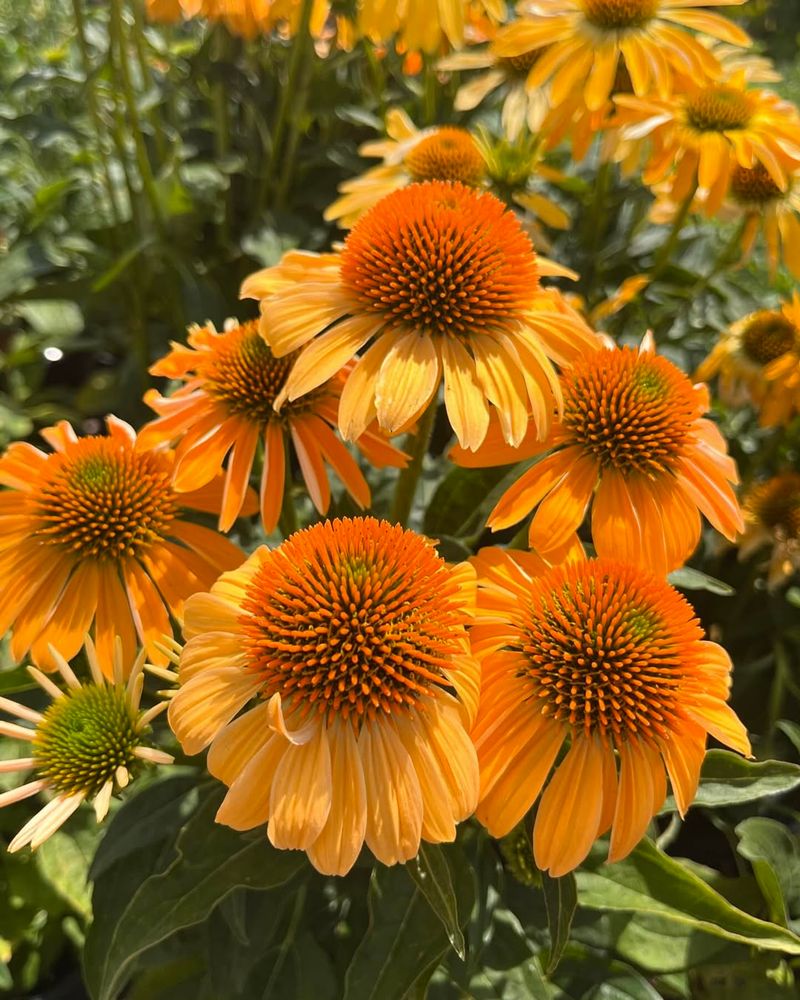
[541,870,577,974]
[407,843,467,959]
[660,752,800,812]
[577,837,800,955]
[736,818,800,927]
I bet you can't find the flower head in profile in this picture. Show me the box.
[615,74,800,216]
[494,0,750,113]
[0,416,248,673]
[728,163,800,280]
[696,294,800,426]
[325,109,486,228]
[470,547,750,876]
[470,334,742,575]
[739,474,800,588]
[0,638,172,852]
[141,319,406,534]
[244,181,599,453]
[167,517,480,875]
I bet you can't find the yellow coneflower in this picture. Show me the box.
[356,0,506,55]
[739,474,800,587]
[0,417,250,674]
[325,110,486,229]
[494,0,750,113]
[167,517,480,875]
[243,181,600,453]
[729,162,800,280]
[470,547,750,876]
[146,0,330,39]
[0,637,172,852]
[140,319,406,533]
[457,334,742,575]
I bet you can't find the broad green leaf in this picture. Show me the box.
[661,751,800,812]
[343,850,473,1000]
[667,567,734,596]
[541,871,577,975]
[577,837,800,955]
[36,828,96,920]
[16,299,83,339]
[423,464,525,539]
[407,843,467,960]
[736,818,800,927]
[0,665,37,695]
[85,785,306,1000]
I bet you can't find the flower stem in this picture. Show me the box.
[391,401,438,528]
[649,179,699,282]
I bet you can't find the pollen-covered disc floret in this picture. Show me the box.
[581,0,658,29]
[404,129,486,186]
[741,311,798,365]
[731,163,784,205]
[470,547,750,878]
[33,684,139,797]
[340,181,539,340]
[562,347,697,476]
[239,518,467,724]
[685,86,754,132]
[745,474,800,539]
[0,639,172,853]
[29,437,178,560]
[520,559,700,742]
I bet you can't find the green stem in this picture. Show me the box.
[422,57,437,125]
[363,38,386,117]
[256,0,314,214]
[211,28,233,246]
[649,178,699,282]
[131,0,169,164]
[508,522,530,550]
[71,0,125,232]
[109,0,167,239]
[391,401,438,528]
[690,218,747,297]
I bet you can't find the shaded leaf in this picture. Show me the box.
[408,843,466,959]
[667,567,734,596]
[661,752,800,812]
[736,818,800,927]
[541,870,577,975]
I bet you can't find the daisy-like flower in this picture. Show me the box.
[0,416,249,674]
[470,547,750,876]
[140,319,406,534]
[615,73,800,216]
[146,0,330,38]
[356,0,506,55]
[167,517,480,875]
[0,637,173,852]
[244,181,600,453]
[438,43,550,140]
[696,294,800,426]
[324,110,487,229]
[476,334,742,574]
[728,162,800,280]
[739,474,800,588]
[493,0,750,113]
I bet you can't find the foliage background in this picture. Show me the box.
[1,1,800,998]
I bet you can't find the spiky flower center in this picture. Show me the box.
[581,0,658,31]
[239,518,467,724]
[30,437,178,560]
[340,181,539,339]
[746,474,800,539]
[685,86,753,133]
[200,321,297,422]
[730,163,784,205]
[405,129,485,187]
[499,49,541,77]
[741,311,797,365]
[519,559,702,742]
[33,685,139,796]
[563,348,697,476]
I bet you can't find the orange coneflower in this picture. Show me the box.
[356,0,506,55]
[0,637,172,852]
[470,547,750,876]
[167,517,480,875]
[146,0,330,38]
[0,416,250,674]
[696,294,800,426]
[493,0,750,113]
[728,162,800,280]
[614,73,800,216]
[739,474,800,588]
[243,181,600,452]
[140,319,406,534]
[325,110,487,229]
[467,334,742,574]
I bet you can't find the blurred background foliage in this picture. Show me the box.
[2,1,800,998]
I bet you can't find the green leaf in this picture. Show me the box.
[36,828,96,920]
[0,665,37,695]
[16,299,83,339]
[667,567,734,596]
[541,871,577,975]
[577,837,800,955]
[736,818,800,927]
[423,464,524,539]
[343,849,473,1000]
[85,785,306,1000]
[407,843,466,960]
[661,752,800,812]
